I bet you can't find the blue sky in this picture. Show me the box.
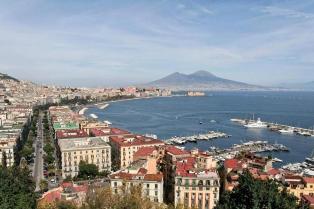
[1,0,314,87]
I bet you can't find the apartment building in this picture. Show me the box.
[283,175,314,200]
[0,141,14,167]
[58,137,111,178]
[109,135,164,169]
[174,163,220,209]
[110,158,164,203]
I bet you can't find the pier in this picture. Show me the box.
[209,140,289,162]
[231,118,314,137]
[165,131,230,145]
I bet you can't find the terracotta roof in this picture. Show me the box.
[303,177,314,184]
[40,187,62,203]
[265,168,278,176]
[224,159,241,169]
[165,145,190,156]
[72,184,88,193]
[144,173,163,181]
[110,135,164,147]
[91,128,130,137]
[56,130,89,139]
[134,147,156,159]
[110,171,163,182]
[302,195,314,205]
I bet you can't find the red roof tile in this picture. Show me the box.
[91,128,130,137]
[134,147,156,159]
[56,130,88,139]
[302,195,314,205]
[165,146,190,156]
[224,159,241,169]
[303,177,314,184]
[110,135,164,147]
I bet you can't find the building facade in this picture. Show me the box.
[58,137,111,178]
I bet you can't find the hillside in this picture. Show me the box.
[0,73,19,82]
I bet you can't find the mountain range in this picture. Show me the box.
[145,70,269,91]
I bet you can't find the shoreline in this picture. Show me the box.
[78,95,185,115]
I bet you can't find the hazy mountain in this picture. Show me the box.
[145,70,268,91]
[0,73,19,82]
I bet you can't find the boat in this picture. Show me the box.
[90,114,98,119]
[273,158,283,163]
[104,120,112,125]
[297,131,312,137]
[99,104,109,109]
[145,134,158,139]
[244,118,267,128]
[210,120,216,123]
[278,128,294,134]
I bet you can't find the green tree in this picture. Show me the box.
[78,161,99,179]
[1,151,7,168]
[0,166,37,209]
[215,172,301,209]
[40,179,49,193]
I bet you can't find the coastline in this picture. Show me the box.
[78,94,185,116]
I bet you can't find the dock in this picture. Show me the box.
[209,140,289,162]
[231,118,314,137]
[165,131,230,145]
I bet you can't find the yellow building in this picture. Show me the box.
[110,135,164,169]
[283,175,314,200]
[58,137,111,178]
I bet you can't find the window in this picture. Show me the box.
[147,184,150,188]
[155,184,158,189]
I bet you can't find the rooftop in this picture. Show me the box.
[110,135,164,147]
[175,157,218,178]
[59,137,110,151]
[90,127,130,137]
[56,129,89,139]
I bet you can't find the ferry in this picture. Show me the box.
[244,118,267,128]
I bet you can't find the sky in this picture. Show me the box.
[1,0,314,87]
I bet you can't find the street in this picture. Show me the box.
[33,113,44,192]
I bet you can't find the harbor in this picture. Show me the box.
[231,118,314,137]
[208,140,289,162]
[281,155,314,177]
[165,131,230,145]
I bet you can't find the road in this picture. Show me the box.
[33,113,44,192]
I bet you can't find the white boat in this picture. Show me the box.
[90,114,98,119]
[99,104,109,109]
[273,158,283,163]
[244,118,267,128]
[145,134,158,139]
[278,128,294,134]
[104,120,112,125]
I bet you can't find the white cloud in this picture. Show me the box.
[260,6,314,19]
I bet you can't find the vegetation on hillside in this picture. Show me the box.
[215,172,306,209]
[0,166,37,209]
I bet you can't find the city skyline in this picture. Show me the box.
[1,0,314,87]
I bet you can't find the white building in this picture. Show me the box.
[58,137,111,178]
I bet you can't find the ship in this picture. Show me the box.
[244,118,267,128]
